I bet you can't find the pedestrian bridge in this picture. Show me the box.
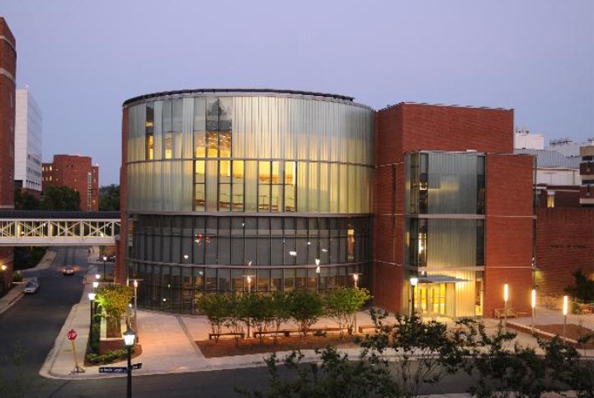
[0,210,120,246]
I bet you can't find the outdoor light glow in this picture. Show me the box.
[123,328,135,346]
[504,284,509,302]
[133,280,138,288]
[88,292,96,301]
[531,289,536,309]
[103,256,107,261]
[247,276,252,283]
[95,274,101,280]
[315,266,320,274]
[183,254,189,260]
[353,274,359,282]
[289,251,297,256]
[315,258,320,266]
[563,295,568,316]
[410,277,419,287]
[93,281,99,288]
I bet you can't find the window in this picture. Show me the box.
[145,103,154,160]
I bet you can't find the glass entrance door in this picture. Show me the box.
[418,283,447,316]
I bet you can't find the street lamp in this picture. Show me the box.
[315,258,320,292]
[531,289,536,335]
[350,273,361,289]
[562,295,568,343]
[1,264,6,293]
[123,327,136,398]
[102,256,107,280]
[88,292,96,339]
[133,280,139,328]
[503,284,509,333]
[93,281,99,289]
[410,277,419,318]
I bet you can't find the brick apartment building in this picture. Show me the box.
[42,154,99,211]
[373,103,534,319]
[0,17,16,290]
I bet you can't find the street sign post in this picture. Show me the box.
[66,329,85,374]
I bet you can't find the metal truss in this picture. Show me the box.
[0,218,120,246]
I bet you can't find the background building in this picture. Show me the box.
[373,103,534,319]
[119,89,375,313]
[42,154,99,211]
[0,17,16,291]
[15,87,42,193]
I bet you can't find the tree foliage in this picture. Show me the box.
[95,284,133,337]
[40,186,80,210]
[239,310,593,398]
[14,189,40,210]
[324,287,371,335]
[99,184,120,211]
[287,289,325,339]
[564,268,594,304]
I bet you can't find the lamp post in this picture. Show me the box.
[133,280,138,328]
[1,264,6,293]
[123,327,136,398]
[503,284,509,333]
[315,258,320,292]
[93,281,99,289]
[410,277,419,318]
[562,295,568,344]
[350,273,361,289]
[88,292,96,336]
[531,289,536,335]
[102,256,107,280]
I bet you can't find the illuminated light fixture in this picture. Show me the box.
[563,295,568,316]
[289,251,297,256]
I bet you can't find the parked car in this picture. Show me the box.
[23,281,39,294]
[107,255,116,262]
[63,266,75,275]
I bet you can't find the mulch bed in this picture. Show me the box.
[196,335,358,358]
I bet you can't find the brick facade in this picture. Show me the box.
[535,208,594,296]
[42,154,99,211]
[0,18,16,286]
[374,103,533,318]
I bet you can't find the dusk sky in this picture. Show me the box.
[3,0,593,185]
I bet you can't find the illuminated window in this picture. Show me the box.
[547,192,555,208]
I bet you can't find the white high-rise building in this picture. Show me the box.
[15,88,43,192]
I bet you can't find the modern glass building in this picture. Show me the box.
[121,89,375,313]
[404,151,486,318]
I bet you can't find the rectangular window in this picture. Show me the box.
[145,103,154,160]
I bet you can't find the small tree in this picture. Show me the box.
[243,294,275,342]
[95,284,133,337]
[196,294,232,343]
[270,291,291,341]
[287,289,325,339]
[324,287,370,335]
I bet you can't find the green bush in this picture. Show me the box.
[85,347,136,365]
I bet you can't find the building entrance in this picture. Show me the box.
[418,283,447,317]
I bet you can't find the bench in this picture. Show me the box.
[358,324,395,334]
[494,308,517,319]
[253,330,292,338]
[208,332,245,340]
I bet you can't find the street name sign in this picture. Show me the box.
[131,363,143,370]
[99,366,127,374]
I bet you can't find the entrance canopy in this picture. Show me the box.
[418,275,469,284]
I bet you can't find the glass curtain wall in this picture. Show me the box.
[404,151,486,317]
[124,91,374,314]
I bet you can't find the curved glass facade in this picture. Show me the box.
[123,90,374,314]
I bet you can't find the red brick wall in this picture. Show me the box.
[0,18,16,283]
[400,103,514,156]
[484,154,534,317]
[535,208,594,296]
[373,103,520,316]
[0,18,16,209]
[42,155,99,210]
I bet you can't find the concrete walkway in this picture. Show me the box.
[1,252,590,398]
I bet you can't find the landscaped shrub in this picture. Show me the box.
[324,287,371,335]
[287,289,325,339]
[95,284,133,337]
[85,347,136,365]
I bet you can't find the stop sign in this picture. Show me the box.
[67,329,77,341]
